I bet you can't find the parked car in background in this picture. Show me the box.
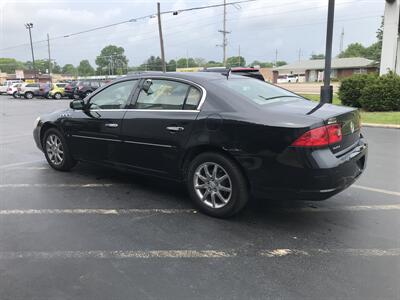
[64,81,77,99]
[18,83,40,99]
[6,83,22,98]
[73,80,105,99]
[49,83,68,99]
[202,67,265,81]
[0,80,23,94]
[38,83,52,98]
[33,72,367,218]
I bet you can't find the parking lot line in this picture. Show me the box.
[0,205,399,215]
[0,208,196,215]
[0,183,116,188]
[352,185,400,197]
[0,248,398,260]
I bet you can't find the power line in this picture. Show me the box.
[0,0,256,52]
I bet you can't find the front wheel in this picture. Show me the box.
[25,92,34,99]
[187,152,249,218]
[12,92,18,98]
[53,92,62,100]
[43,128,77,171]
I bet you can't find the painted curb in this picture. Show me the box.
[362,123,400,129]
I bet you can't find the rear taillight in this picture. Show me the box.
[291,124,342,147]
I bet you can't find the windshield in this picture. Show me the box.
[218,78,304,105]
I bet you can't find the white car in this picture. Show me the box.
[0,80,23,94]
[6,83,22,98]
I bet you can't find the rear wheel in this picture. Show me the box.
[43,128,77,171]
[25,92,33,99]
[187,152,249,218]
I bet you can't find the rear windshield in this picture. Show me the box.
[218,78,303,105]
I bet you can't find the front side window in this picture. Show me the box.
[135,79,201,110]
[89,80,137,110]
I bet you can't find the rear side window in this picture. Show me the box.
[135,79,198,110]
[218,78,301,105]
[184,87,202,110]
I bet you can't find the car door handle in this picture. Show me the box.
[105,123,119,128]
[166,126,184,132]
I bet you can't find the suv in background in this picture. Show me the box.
[74,80,105,99]
[6,83,22,98]
[18,83,41,99]
[202,67,265,81]
[0,80,23,94]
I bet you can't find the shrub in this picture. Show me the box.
[338,73,377,107]
[359,72,400,112]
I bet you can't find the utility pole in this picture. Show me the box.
[320,0,335,104]
[25,23,36,81]
[218,0,230,66]
[238,45,241,66]
[339,27,344,54]
[157,2,166,73]
[47,33,52,82]
[298,48,302,62]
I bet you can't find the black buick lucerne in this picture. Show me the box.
[33,72,367,217]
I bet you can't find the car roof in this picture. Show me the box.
[122,71,245,84]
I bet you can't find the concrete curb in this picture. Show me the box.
[362,123,400,129]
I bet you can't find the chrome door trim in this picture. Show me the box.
[71,134,173,148]
[124,140,173,148]
[71,134,121,143]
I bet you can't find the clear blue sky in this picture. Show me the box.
[0,0,384,67]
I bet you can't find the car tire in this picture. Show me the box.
[25,92,33,99]
[53,93,62,100]
[187,152,249,218]
[43,128,77,171]
[12,92,18,98]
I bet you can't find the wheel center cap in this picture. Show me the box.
[209,181,217,189]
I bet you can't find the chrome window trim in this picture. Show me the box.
[89,109,199,113]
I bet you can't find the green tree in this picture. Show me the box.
[276,61,287,67]
[95,45,128,75]
[205,60,224,68]
[77,60,95,76]
[52,61,62,74]
[0,58,25,73]
[226,56,246,67]
[167,59,176,72]
[249,60,273,68]
[62,64,76,75]
[176,57,197,68]
[310,53,325,60]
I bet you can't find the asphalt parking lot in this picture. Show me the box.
[0,95,399,300]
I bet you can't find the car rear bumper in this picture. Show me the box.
[241,138,368,201]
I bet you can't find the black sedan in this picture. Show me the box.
[33,72,367,218]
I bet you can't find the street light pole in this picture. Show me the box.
[320,0,335,104]
[25,23,36,81]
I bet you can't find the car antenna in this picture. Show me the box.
[223,68,232,80]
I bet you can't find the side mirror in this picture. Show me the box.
[142,79,153,94]
[70,99,84,110]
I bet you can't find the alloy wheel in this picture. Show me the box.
[45,134,64,166]
[193,162,232,209]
